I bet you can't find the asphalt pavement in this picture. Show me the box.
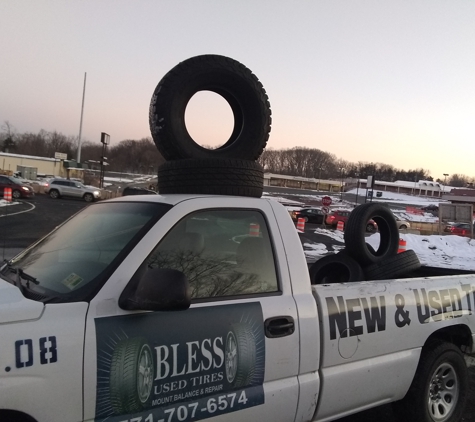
[0,194,89,260]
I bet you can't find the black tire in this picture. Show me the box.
[109,337,154,415]
[12,190,22,199]
[304,216,309,223]
[344,203,399,266]
[225,323,256,388]
[158,158,264,197]
[49,189,60,199]
[363,250,421,280]
[393,341,467,422]
[309,253,365,284]
[83,193,94,202]
[149,54,271,161]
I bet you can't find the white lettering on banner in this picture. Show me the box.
[155,337,224,381]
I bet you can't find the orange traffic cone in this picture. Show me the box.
[249,223,260,237]
[4,187,12,202]
[297,218,305,232]
[337,221,344,231]
[398,238,407,253]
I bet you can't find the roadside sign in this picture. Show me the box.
[322,196,332,206]
[54,152,67,160]
[322,206,330,214]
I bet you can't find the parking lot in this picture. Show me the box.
[0,194,89,259]
[1,194,475,421]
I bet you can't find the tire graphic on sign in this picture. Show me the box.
[225,323,257,388]
[109,337,154,415]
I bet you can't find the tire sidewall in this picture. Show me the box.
[344,203,399,265]
[150,55,271,161]
[395,342,468,422]
[226,323,256,388]
[419,347,467,422]
[309,253,364,284]
[109,337,153,415]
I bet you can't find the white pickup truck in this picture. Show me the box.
[1,194,474,422]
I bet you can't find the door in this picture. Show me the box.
[83,197,300,422]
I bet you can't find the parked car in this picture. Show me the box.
[45,178,101,202]
[421,204,439,216]
[291,207,325,224]
[393,216,411,230]
[122,186,158,196]
[444,222,472,236]
[0,175,35,199]
[326,209,378,232]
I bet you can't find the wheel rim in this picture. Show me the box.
[225,331,238,383]
[84,194,93,202]
[137,345,153,404]
[366,224,373,232]
[12,190,21,199]
[304,217,308,222]
[50,191,58,198]
[427,362,459,421]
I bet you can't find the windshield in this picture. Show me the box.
[0,201,171,302]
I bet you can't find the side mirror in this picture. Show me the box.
[120,268,191,312]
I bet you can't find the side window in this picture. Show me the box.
[145,209,279,300]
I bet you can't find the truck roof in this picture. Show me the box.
[105,193,274,207]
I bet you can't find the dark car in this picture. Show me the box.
[122,186,158,196]
[0,175,35,199]
[326,209,377,232]
[291,207,325,224]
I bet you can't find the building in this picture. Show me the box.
[357,179,450,198]
[0,152,87,180]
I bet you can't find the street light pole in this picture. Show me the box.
[443,173,449,185]
[100,132,110,188]
[340,167,345,202]
[355,173,360,207]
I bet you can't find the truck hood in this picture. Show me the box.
[0,277,44,323]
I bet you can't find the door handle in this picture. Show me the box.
[264,316,295,338]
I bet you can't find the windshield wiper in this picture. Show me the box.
[1,260,39,291]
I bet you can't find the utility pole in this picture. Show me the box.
[77,72,87,163]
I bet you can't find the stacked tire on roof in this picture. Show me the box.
[149,54,271,197]
[309,203,421,284]
[149,54,421,284]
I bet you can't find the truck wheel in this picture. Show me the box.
[49,189,60,199]
[149,54,271,161]
[109,337,154,415]
[309,253,365,284]
[158,158,264,197]
[393,341,467,422]
[363,250,421,280]
[344,203,399,266]
[225,323,256,388]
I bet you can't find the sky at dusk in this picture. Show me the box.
[1,1,474,180]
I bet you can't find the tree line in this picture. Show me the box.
[1,122,473,187]
[0,122,165,174]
